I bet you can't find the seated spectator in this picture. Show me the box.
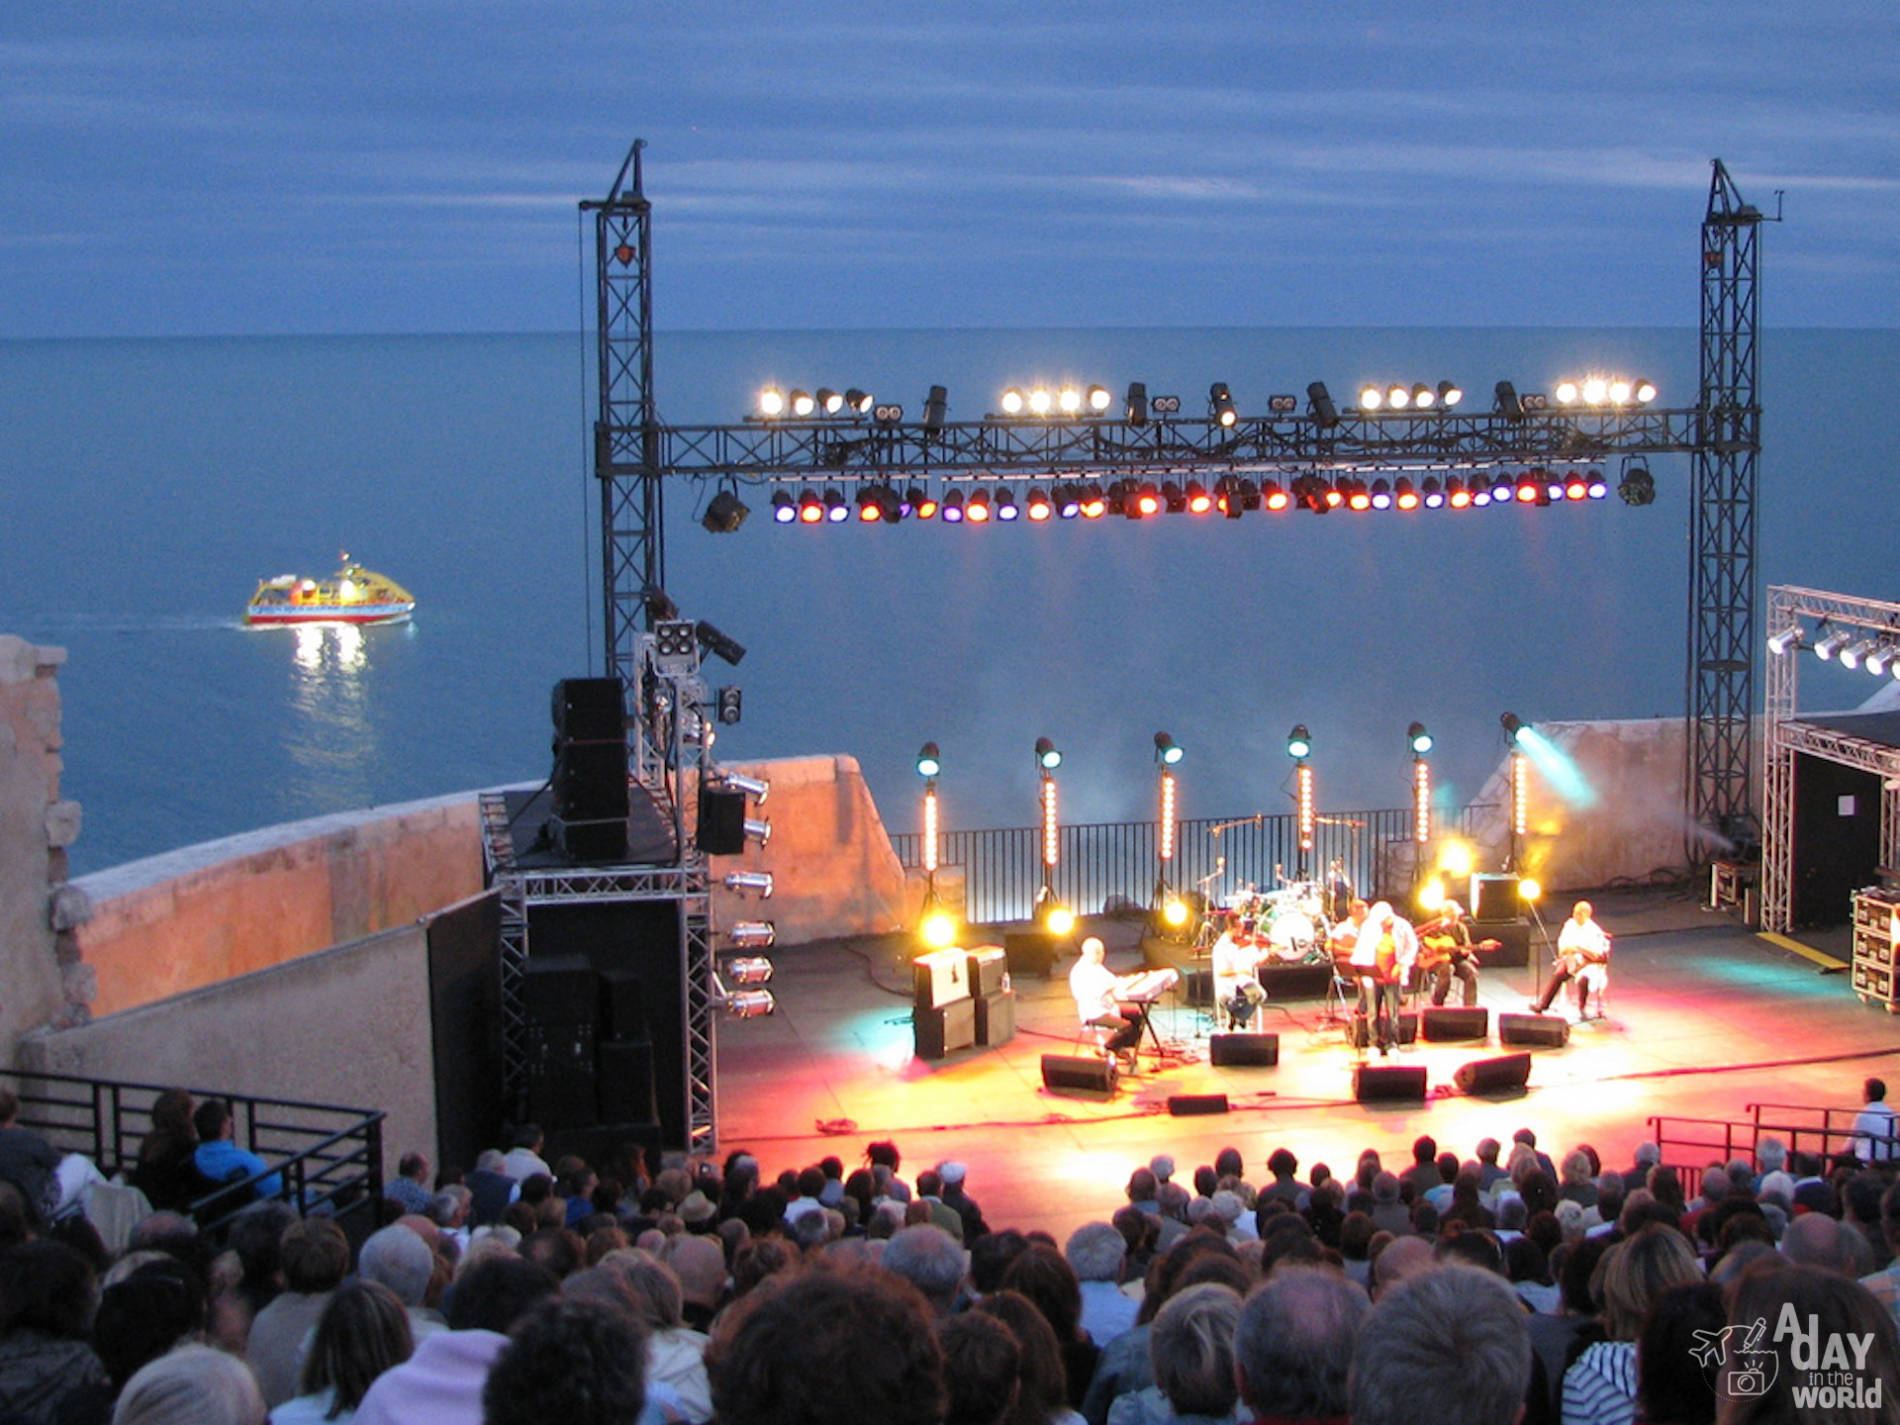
[0,1239,111,1422]
[1724,1259,1900,1419]
[1066,1223,1137,1348]
[660,1233,727,1331]
[883,1223,966,1317]
[1107,1282,1243,1425]
[1002,1243,1097,1409]
[1349,1265,1531,1425]
[92,1256,210,1392]
[974,1288,1081,1425]
[112,1342,265,1425]
[358,1223,447,1344]
[1562,1224,1701,1425]
[271,1278,413,1424]
[1560,1150,1599,1207]
[465,1149,517,1226]
[1632,1281,1723,1425]
[1233,1265,1367,1423]
[939,1310,1021,1425]
[706,1260,944,1425]
[131,1089,200,1212]
[603,1250,711,1423]
[246,1215,349,1407]
[482,1297,647,1425]
[384,1153,433,1218]
[0,1088,63,1229]
[500,1125,551,1183]
[192,1099,282,1202]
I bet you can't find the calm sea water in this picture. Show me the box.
[3,328,1896,874]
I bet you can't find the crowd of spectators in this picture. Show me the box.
[3,1086,1900,1424]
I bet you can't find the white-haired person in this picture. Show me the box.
[1069,937,1144,1071]
[112,1343,266,1425]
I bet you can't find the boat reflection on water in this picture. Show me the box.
[279,620,411,813]
[291,621,366,673]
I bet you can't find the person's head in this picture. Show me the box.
[660,1232,727,1310]
[707,1261,946,1425]
[1147,1282,1242,1417]
[191,1097,233,1144]
[226,1201,297,1289]
[999,1242,1083,1344]
[299,1278,413,1410]
[937,1310,1020,1425]
[1634,1139,1661,1171]
[1412,1136,1437,1167]
[1476,1137,1501,1166]
[1235,1265,1368,1420]
[0,1239,98,1338]
[1126,1166,1158,1203]
[510,1123,544,1153]
[602,1250,685,1330]
[149,1088,196,1139]
[1064,1222,1125,1284]
[1722,1260,1900,1424]
[111,1343,266,1425]
[444,1253,559,1333]
[881,1224,965,1315]
[1560,1149,1594,1188]
[1597,1224,1702,1340]
[1756,1137,1787,1175]
[1214,1146,1245,1180]
[1371,1236,1434,1297]
[1349,898,1369,925]
[1868,1078,1888,1104]
[482,1296,647,1425]
[1267,1147,1298,1180]
[1348,1265,1532,1425]
[1572,899,1593,925]
[357,1222,434,1307]
[974,1288,1069,1423]
[1635,1281,1725,1425]
[1436,1228,1505,1275]
[1081,936,1106,965]
[92,1259,209,1388]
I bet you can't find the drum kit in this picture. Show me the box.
[1211,879,1332,963]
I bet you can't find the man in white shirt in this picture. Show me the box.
[1853,1077,1899,1164]
[1532,900,1610,1015]
[1211,912,1265,1029]
[500,1126,551,1182]
[1070,936,1143,1068]
[1355,902,1416,1055]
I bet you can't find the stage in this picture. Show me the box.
[712,888,1893,1241]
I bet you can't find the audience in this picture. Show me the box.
[271,1278,412,1424]
[1350,1265,1531,1425]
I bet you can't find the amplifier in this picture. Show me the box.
[974,989,1015,1046]
[914,997,976,1060]
[969,945,1010,997]
[913,949,971,1010]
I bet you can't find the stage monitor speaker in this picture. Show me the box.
[550,815,628,865]
[1454,1052,1533,1096]
[553,741,630,823]
[524,955,599,1025]
[1167,1093,1230,1116]
[596,1039,658,1124]
[969,946,1009,998]
[913,949,971,1010]
[697,787,747,856]
[598,968,648,1044]
[1040,1054,1116,1094]
[1420,1006,1490,1042]
[974,989,1015,1046]
[1469,873,1522,923]
[552,677,625,743]
[1499,1012,1570,1048]
[1004,932,1060,979]
[1353,1065,1428,1102]
[914,997,976,1060]
[1210,1033,1280,1067]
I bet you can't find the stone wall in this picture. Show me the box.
[0,636,88,1049]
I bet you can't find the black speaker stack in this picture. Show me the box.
[549,677,629,863]
[522,955,658,1131]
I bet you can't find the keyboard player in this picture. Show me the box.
[1070,936,1146,1071]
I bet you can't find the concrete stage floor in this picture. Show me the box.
[712,889,1896,1241]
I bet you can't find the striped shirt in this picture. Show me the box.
[1562,1339,1637,1425]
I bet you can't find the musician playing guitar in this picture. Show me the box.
[1069,936,1145,1069]
[1416,899,1499,1008]
[1531,900,1611,1016]
[1350,902,1417,1055]
[1212,911,1266,1029]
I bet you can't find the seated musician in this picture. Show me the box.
[1352,902,1417,1055]
[1069,936,1144,1069]
[1211,911,1265,1029]
[1531,899,1611,1016]
[1416,899,1498,1009]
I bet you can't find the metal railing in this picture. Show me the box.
[1648,1101,1889,1177]
[9,1071,384,1237]
[890,805,1496,926]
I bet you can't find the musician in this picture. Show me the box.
[1069,936,1144,1067]
[1326,857,1355,922]
[1211,911,1266,1029]
[1531,900,1611,1015]
[1417,899,1496,1009]
[1351,902,1417,1055]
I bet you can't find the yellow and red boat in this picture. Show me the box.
[245,556,415,627]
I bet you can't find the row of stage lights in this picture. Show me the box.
[752,376,1658,425]
[1769,622,1900,680]
[770,467,1634,526]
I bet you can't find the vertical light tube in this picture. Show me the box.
[1041,774,1059,869]
[922,785,939,874]
[1297,764,1315,853]
[1158,770,1177,862]
[1413,759,1432,844]
[1511,751,1529,837]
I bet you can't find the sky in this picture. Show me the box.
[2,3,1897,339]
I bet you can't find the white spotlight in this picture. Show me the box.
[724,871,774,897]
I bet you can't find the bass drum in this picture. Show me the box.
[1263,909,1319,961]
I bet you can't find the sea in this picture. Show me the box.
[4,327,1897,876]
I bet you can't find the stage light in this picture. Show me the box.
[1036,737,1062,771]
[1359,384,1384,411]
[758,386,786,417]
[856,487,883,523]
[1422,477,1445,510]
[1370,478,1393,511]
[1347,481,1372,512]
[824,487,848,523]
[1125,382,1148,425]
[1210,382,1238,427]
[1185,481,1214,515]
[696,620,746,667]
[1510,751,1529,839]
[1815,630,1851,661]
[1518,877,1542,903]
[1866,645,1893,677]
[1494,380,1526,420]
[921,910,957,948]
[728,923,776,951]
[1634,379,1658,403]
[921,782,939,873]
[1515,474,1540,503]
[1001,387,1026,415]
[1843,639,1876,670]
[1608,379,1632,405]
[966,489,991,523]
[797,488,824,524]
[1154,731,1184,765]
[1267,394,1299,414]
[726,989,776,1018]
[715,771,769,804]
[908,486,937,520]
[1441,843,1475,877]
[874,402,903,423]
[1026,487,1052,522]
[916,742,941,778]
[1056,385,1081,415]
[1469,480,1492,508]
[1263,480,1290,512]
[816,387,844,416]
[994,487,1019,522]
[922,385,948,432]
[941,490,965,524]
[742,816,771,848]
[1582,377,1608,405]
[1564,471,1589,501]
[1412,382,1435,410]
[1296,763,1315,858]
[846,388,874,415]
[1500,712,1531,744]
[1162,480,1187,514]
[1161,897,1188,927]
[1417,878,1446,912]
[1766,626,1801,655]
[1038,766,1060,869]
[1490,473,1515,504]
[789,389,815,418]
[1408,722,1434,755]
[1087,384,1112,413]
[702,489,750,534]
[1394,477,1419,511]
[1413,757,1432,844]
[772,491,797,524]
[1080,484,1107,519]
[1158,769,1177,862]
[1045,904,1077,937]
[1618,465,1655,506]
[1152,394,1182,415]
[1028,387,1052,416]
[724,871,774,897]
[1287,724,1312,760]
[1323,481,1344,510]
[1438,380,1464,408]
[1135,483,1161,517]
[1387,383,1410,410]
[1587,472,1609,499]
[1308,381,1340,429]
[1554,380,1579,406]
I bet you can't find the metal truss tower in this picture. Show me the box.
[1686,159,1764,848]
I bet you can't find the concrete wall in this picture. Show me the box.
[0,636,87,1049]
[706,755,909,945]
[18,921,438,1167]
[72,794,483,1018]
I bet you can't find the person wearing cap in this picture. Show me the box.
[1417,899,1496,1008]
[937,1161,988,1242]
[678,1190,718,1233]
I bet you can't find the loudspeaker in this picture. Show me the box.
[524,1020,597,1130]
[1040,1054,1116,1093]
[913,949,971,1010]
[1477,920,1531,967]
[1454,1052,1533,1096]
[596,1039,658,1124]
[524,955,599,1024]
[1210,1033,1280,1067]
[974,989,1015,1046]
[1469,873,1522,923]
[1420,1006,1490,1042]
[553,741,630,823]
[697,787,747,856]
[1499,1013,1570,1048]
[969,946,1010,997]
[1004,932,1060,978]
[1167,1093,1230,1116]
[545,1121,664,1182]
[1352,1013,1419,1048]
[914,998,977,1060]
[550,815,628,865]
[1353,1065,1428,1102]
[552,677,625,743]
[598,969,648,1043]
